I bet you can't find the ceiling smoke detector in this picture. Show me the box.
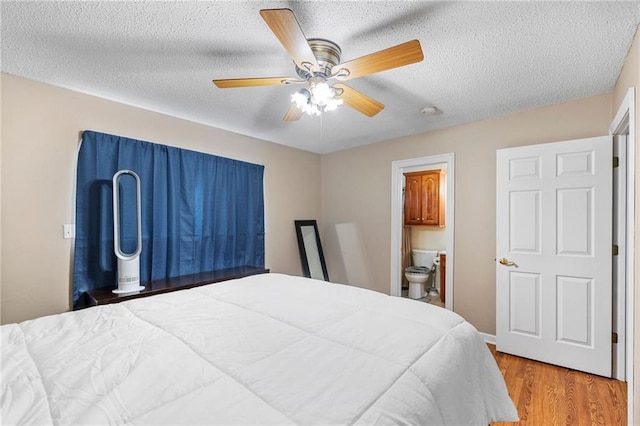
[421,106,438,116]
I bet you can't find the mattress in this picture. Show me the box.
[1,273,518,425]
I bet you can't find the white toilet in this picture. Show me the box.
[405,249,439,299]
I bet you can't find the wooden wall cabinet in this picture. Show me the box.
[403,169,446,226]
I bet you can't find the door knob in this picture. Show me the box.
[498,258,518,267]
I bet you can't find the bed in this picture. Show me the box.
[2,273,518,425]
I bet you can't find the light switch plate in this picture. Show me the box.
[63,224,75,239]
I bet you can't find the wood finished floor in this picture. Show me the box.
[489,344,627,425]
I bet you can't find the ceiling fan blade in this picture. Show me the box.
[331,39,424,81]
[212,77,303,88]
[283,103,303,121]
[259,8,320,73]
[333,83,384,117]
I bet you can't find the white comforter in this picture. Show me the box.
[1,273,518,425]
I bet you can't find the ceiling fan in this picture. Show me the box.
[212,8,424,121]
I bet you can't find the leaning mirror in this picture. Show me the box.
[294,220,329,281]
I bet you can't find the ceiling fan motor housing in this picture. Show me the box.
[296,38,342,80]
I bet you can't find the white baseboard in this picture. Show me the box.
[479,332,496,345]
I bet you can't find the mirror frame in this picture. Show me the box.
[294,220,329,281]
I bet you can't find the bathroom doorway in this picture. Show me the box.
[390,154,455,311]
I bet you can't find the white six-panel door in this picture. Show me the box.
[496,136,612,377]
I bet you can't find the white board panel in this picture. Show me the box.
[557,275,593,347]
[510,191,540,253]
[510,156,541,180]
[557,188,593,256]
[557,151,594,177]
[509,272,541,337]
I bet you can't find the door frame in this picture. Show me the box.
[390,153,455,310]
[609,87,635,425]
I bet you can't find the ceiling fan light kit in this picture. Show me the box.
[289,38,345,116]
[212,8,424,121]
[291,78,344,117]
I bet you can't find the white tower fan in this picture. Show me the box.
[112,170,145,294]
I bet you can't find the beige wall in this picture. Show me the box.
[321,92,612,335]
[612,24,640,424]
[411,227,447,253]
[0,73,321,324]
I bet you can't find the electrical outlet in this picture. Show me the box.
[63,224,75,239]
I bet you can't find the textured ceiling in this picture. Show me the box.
[2,1,639,154]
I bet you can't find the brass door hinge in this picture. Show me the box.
[613,245,619,256]
[612,332,619,344]
[613,157,620,168]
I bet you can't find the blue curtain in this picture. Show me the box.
[73,131,265,306]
